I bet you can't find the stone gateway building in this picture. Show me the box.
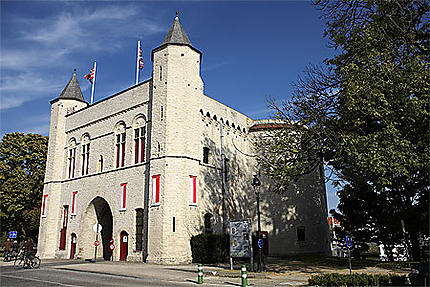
[37,15,330,263]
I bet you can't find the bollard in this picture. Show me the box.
[197,264,203,284]
[241,265,248,287]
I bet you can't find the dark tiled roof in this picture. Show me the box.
[161,16,192,46]
[57,70,86,102]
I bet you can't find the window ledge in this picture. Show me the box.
[189,203,197,207]
[151,203,160,207]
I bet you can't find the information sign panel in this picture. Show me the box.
[229,220,251,258]
[9,231,17,239]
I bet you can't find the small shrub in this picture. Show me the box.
[308,273,410,286]
[190,233,229,263]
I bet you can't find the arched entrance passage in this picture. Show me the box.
[81,196,113,261]
[93,197,113,260]
[70,233,77,259]
[120,231,128,261]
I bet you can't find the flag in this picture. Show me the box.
[138,44,143,70]
[84,64,96,84]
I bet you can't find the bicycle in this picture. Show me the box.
[13,249,40,269]
[13,249,25,268]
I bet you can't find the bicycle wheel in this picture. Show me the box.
[14,257,24,268]
[31,257,41,269]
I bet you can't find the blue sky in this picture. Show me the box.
[0,0,339,212]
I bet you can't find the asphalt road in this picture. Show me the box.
[0,263,200,287]
[0,259,305,286]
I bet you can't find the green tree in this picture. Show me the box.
[256,0,429,260]
[0,133,48,241]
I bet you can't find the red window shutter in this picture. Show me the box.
[140,138,145,162]
[41,194,48,217]
[193,176,197,204]
[120,183,127,209]
[121,143,125,167]
[71,191,78,215]
[156,176,160,203]
[135,139,139,163]
[189,176,197,205]
[116,144,120,168]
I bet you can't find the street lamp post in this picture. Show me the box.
[252,174,264,272]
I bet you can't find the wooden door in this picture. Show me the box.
[70,233,77,259]
[120,231,128,261]
[59,206,69,250]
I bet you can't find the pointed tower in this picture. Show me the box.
[37,70,88,259]
[147,13,204,263]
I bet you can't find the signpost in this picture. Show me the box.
[93,223,102,262]
[229,220,253,270]
[9,231,17,239]
[346,235,352,275]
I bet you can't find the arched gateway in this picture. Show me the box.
[81,197,113,260]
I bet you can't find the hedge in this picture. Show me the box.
[308,273,409,286]
[190,234,229,263]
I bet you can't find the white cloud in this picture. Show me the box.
[20,5,163,52]
[0,72,63,110]
[1,3,165,110]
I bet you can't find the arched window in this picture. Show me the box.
[81,134,90,175]
[226,120,230,126]
[135,208,144,251]
[232,123,235,128]
[200,109,204,115]
[213,115,217,121]
[133,115,146,164]
[206,112,210,118]
[114,122,126,168]
[67,138,77,179]
[204,213,213,234]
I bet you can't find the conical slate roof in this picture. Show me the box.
[161,14,192,46]
[56,69,86,102]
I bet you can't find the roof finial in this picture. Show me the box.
[73,68,76,75]
[175,11,179,20]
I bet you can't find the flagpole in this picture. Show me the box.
[90,61,97,105]
[135,40,140,85]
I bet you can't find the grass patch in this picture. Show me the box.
[270,254,412,271]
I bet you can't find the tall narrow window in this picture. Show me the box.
[70,191,78,215]
[120,183,127,210]
[203,147,209,164]
[189,175,197,206]
[115,123,126,168]
[135,209,144,251]
[172,217,176,232]
[81,134,90,175]
[134,126,145,164]
[41,194,48,217]
[68,147,76,178]
[67,139,76,178]
[159,65,162,81]
[98,155,104,172]
[152,175,161,205]
[160,106,164,121]
[297,226,306,242]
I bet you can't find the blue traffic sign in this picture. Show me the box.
[345,235,352,247]
[258,239,264,249]
[9,231,17,239]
